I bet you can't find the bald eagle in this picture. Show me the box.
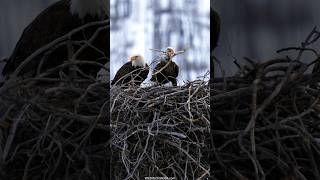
[151,47,180,86]
[111,55,149,87]
[2,0,108,79]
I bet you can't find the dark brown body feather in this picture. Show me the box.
[151,60,179,86]
[111,62,149,86]
[2,0,108,79]
[210,8,221,80]
[312,60,320,88]
[211,8,221,51]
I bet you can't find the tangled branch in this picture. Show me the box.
[111,78,210,179]
[0,21,110,180]
[212,28,320,180]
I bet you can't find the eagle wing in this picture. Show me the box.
[154,61,164,71]
[151,61,179,85]
[210,8,221,80]
[138,63,149,81]
[151,61,167,82]
[130,64,149,86]
[211,8,221,50]
[2,0,82,76]
[168,61,179,86]
[172,61,179,78]
[111,62,134,85]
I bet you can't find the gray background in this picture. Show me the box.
[0,0,319,80]
[213,0,320,76]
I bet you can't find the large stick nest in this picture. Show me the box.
[212,28,320,180]
[110,78,210,179]
[0,21,110,180]
[2,19,320,180]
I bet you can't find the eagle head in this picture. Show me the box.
[129,55,145,67]
[166,47,176,58]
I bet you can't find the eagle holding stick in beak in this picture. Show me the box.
[150,47,187,86]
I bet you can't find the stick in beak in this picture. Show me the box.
[149,48,167,53]
[173,47,189,57]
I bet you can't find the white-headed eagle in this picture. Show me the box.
[111,55,149,87]
[2,0,108,79]
[150,47,181,86]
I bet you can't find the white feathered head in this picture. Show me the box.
[129,55,145,67]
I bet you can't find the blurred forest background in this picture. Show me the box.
[0,0,320,79]
[110,0,210,84]
[213,0,320,76]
